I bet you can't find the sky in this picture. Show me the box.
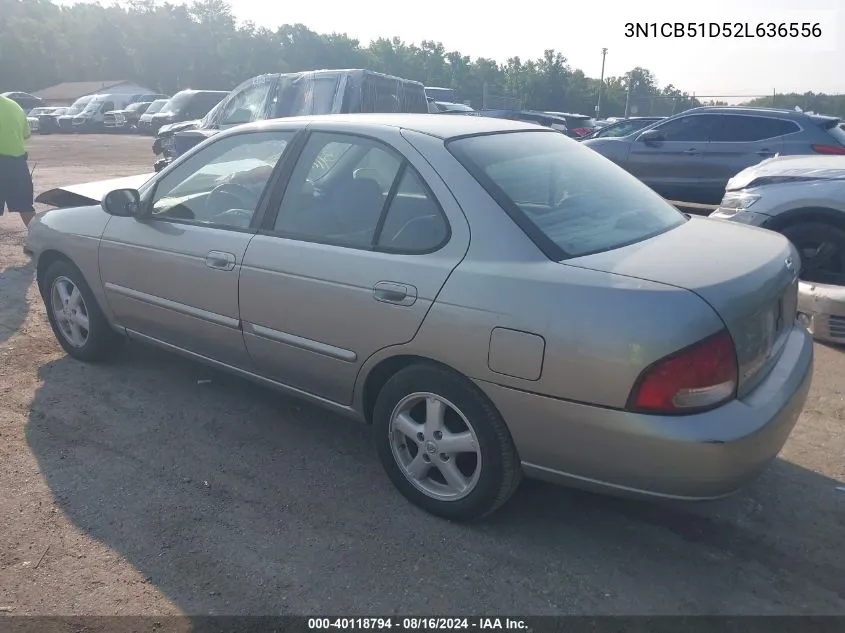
[82,0,845,95]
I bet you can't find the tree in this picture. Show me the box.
[0,0,760,118]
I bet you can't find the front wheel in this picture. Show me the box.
[373,363,522,520]
[42,259,121,362]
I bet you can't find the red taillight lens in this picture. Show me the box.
[812,144,845,155]
[572,127,591,136]
[627,330,738,414]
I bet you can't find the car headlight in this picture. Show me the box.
[719,191,761,211]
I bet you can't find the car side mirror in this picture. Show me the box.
[102,188,143,217]
[638,129,664,145]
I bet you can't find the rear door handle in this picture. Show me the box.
[205,250,236,271]
[683,148,699,155]
[373,281,417,306]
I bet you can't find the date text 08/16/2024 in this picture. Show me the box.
[624,22,822,38]
[307,618,528,631]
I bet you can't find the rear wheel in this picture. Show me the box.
[373,363,522,520]
[781,222,845,285]
[42,260,121,362]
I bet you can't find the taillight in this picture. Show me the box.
[812,144,845,155]
[627,330,738,414]
[572,127,591,136]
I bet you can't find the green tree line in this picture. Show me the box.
[2,0,843,117]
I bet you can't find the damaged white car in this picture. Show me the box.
[710,155,845,344]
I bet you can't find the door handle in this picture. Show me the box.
[373,281,417,306]
[683,148,699,155]
[755,149,773,156]
[205,250,236,271]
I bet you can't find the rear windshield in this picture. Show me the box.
[448,131,687,259]
[826,122,845,146]
[566,117,595,131]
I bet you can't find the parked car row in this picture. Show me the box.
[29,92,169,134]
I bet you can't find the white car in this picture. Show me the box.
[710,155,845,344]
[26,106,57,132]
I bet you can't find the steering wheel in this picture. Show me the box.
[205,183,260,219]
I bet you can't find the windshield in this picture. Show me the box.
[594,119,659,138]
[200,99,225,126]
[50,108,67,115]
[80,98,107,114]
[161,92,195,115]
[65,97,92,115]
[448,131,686,259]
[144,99,168,115]
[127,102,150,113]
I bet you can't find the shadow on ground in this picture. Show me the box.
[0,260,35,344]
[25,343,845,616]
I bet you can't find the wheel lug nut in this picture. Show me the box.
[433,431,442,440]
[416,432,424,441]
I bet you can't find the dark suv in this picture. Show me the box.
[583,106,845,205]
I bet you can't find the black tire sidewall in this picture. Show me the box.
[781,221,845,282]
[42,260,115,362]
[373,363,518,520]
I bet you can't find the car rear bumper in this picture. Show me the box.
[798,280,845,344]
[477,323,813,500]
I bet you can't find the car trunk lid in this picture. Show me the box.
[564,216,800,397]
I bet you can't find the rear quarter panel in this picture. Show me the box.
[357,130,725,410]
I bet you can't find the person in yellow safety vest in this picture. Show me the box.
[0,94,36,228]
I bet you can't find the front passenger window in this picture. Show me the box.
[653,115,721,142]
[150,130,294,229]
[273,133,401,246]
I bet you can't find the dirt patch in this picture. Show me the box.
[0,134,843,617]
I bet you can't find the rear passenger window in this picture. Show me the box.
[377,168,448,252]
[714,115,799,142]
[272,132,448,252]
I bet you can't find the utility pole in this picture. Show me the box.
[596,47,608,119]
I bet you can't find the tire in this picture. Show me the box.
[373,363,522,520]
[41,259,121,362]
[780,221,845,284]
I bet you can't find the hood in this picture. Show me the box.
[726,155,845,191]
[35,173,155,209]
[158,120,201,137]
[106,109,131,115]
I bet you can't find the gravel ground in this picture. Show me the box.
[0,134,844,617]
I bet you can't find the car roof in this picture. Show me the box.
[240,113,543,139]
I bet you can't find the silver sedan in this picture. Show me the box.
[25,114,814,520]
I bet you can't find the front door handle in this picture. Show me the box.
[373,281,417,306]
[205,250,236,271]
[683,148,699,155]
